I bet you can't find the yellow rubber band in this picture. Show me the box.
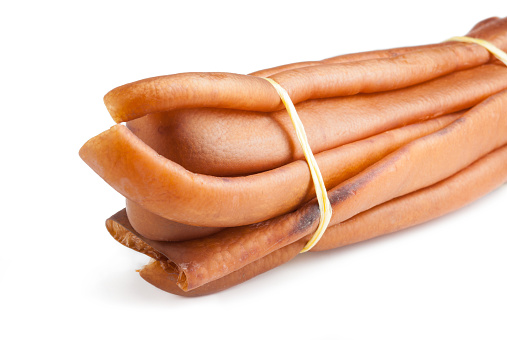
[262,77,332,253]
[447,36,507,66]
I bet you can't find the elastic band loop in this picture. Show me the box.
[447,36,507,66]
[262,77,332,253]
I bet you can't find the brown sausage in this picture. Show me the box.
[107,143,507,296]
[124,113,460,240]
[249,44,441,78]
[109,88,507,291]
[80,64,507,229]
[81,112,459,231]
[125,200,224,241]
[127,64,507,176]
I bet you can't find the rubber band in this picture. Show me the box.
[447,36,507,66]
[262,77,332,253]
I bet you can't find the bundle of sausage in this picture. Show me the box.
[80,17,507,297]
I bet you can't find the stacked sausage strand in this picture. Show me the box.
[80,17,507,297]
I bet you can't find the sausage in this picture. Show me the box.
[108,143,507,296]
[127,64,507,176]
[125,113,461,240]
[125,199,224,241]
[120,88,507,291]
[81,112,460,230]
[249,44,441,78]
[79,64,507,229]
[81,16,507,296]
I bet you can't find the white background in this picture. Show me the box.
[2,1,506,339]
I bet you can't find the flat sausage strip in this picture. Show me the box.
[107,143,507,296]
[311,147,507,251]
[125,200,224,241]
[127,64,507,176]
[107,89,507,291]
[80,64,507,229]
[81,113,459,231]
[103,17,507,123]
[125,113,460,240]
[249,44,441,78]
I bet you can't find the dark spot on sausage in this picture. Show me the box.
[431,116,466,137]
[291,204,320,236]
[328,147,409,206]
